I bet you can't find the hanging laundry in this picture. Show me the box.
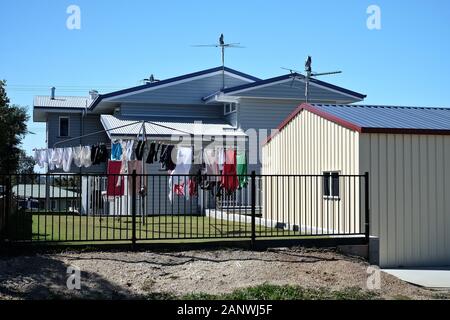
[80,146,92,168]
[145,142,160,164]
[90,145,98,164]
[127,160,145,194]
[217,147,225,172]
[52,148,64,169]
[124,140,135,161]
[236,152,248,188]
[160,145,176,171]
[135,140,146,161]
[202,149,220,191]
[111,141,122,161]
[107,160,124,197]
[34,149,48,169]
[169,147,192,201]
[47,149,55,170]
[91,144,108,165]
[62,147,74,172]
[221,149,239,194]
[72,146,83,168]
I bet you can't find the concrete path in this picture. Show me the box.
[383,268,450,288]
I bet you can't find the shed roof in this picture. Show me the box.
[265,103,450,144]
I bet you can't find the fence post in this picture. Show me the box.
[251,170,256,249]
[131,170,137,249]
[364,172,370,244]
[4,176,11,242]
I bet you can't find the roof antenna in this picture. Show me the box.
[142,74,160,85]
[282,56,342,103]
[192,34,245,89]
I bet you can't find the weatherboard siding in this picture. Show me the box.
[120,103,224,120]
[236,82,358,103]
[360,133,450,267]
[238,99,301,173]
[110,73,250,105]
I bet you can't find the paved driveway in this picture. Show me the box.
[383,268,450,288]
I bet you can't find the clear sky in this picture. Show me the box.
[1,0,450,160]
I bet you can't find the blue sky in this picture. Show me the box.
[1,0,450,159]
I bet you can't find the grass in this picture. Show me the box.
[160,284,381,300]
[17,213,287,243]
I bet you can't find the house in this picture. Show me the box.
[33,66,365,174]
[33,66,365,215]
[262,103,450,267]
[12,184,79,212]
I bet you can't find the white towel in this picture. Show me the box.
[169,147,192,201]
[62,148,74,172]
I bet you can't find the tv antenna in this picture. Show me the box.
[282,56,342,103]
[141,74,160,85]
[192,34,245,89]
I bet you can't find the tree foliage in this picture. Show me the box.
[0,80,33,174]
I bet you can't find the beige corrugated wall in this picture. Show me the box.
[360,133,450,267]
[262,110,362,235]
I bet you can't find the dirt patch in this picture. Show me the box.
[0,247,443,300]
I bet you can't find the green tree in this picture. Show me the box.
[0,80,31,174]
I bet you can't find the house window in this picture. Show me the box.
[323,171,340,199]
[59,117,69,137]
[224,103,236,115]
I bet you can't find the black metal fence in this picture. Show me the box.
[0,172,369,246]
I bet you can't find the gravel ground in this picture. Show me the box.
[0,247,446,300]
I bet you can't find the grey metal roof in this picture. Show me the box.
[100,115,247,138]
[311,104,450,131]
[12,185,79,199]
[34,96,91,108]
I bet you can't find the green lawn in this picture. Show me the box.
[21,213,287,243]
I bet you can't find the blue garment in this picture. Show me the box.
[111,142,122,160]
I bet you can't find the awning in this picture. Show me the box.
[100,115,247,141]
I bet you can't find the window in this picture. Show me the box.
[59,117,69,137]
[224,103,236,115]
[323,171,340,199]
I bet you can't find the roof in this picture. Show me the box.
[265,103,450,144]
[89,66,261,110]
[220,73,366,100]
[34,96,91,109]
[12,185,79,199]
[100,115,247,139]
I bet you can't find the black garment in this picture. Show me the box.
[145,142,157,164]
[135,140,146,161]
[160,145,176,171]
[154,143,161,162]
[93,144,108,165]
[90,145,98,163]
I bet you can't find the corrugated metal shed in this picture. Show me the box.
[311,104,450,131]
[34,96,91,108]
[12,185,79,199]
[100,115,247,138]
